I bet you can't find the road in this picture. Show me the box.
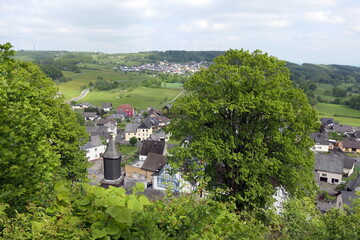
[69,89,89,103]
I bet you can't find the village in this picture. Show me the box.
[73,101,360,212]
[116,61,208,75]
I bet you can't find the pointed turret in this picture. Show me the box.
[103,134,122,181]
[103,135,121,159]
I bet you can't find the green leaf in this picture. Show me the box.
[92,228,108,239]
[105,222,120,235]
[114,208,132,224]
[138,195,151,206]
[127,198,143,211]
[77,197,91,206]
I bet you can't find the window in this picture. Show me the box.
[331,178,339,184]
[322,173,327,176]
[95,148,97,151]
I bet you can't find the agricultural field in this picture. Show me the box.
[314,102,360,126]
[80,86,183,110]
[161,82,183,89]
[314,83,359,101]
[57,68,153,100]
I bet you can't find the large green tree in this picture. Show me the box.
[168,49,319,209]
[0,43,88,209]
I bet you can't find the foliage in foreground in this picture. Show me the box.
[168,49,319,210]
[0,43,88,210]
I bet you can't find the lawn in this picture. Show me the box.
[314,102,360,126]
[119,145,138,156]
[80,86,182,110]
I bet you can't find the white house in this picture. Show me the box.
[310,132,330,152]
[80,135,107,161]
[152,165,194,193]
[101,103,113,112]
[315,153,343,185]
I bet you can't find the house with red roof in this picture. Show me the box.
[117,104,134,117]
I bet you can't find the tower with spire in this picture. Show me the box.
[101,134,123,187]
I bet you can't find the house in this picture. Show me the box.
[333,124,353,135]
[143,107,171,129]
[339,140,360,153]
[80,135,107,161]
[152,165,194,193]
[107,113,126,122]
[310,132,330,152]
[125,153,167,182]
[124,121,153,142]
[149,131,169,141]
[343,157,356,177]
[72,102,94,110]
[117,104,134,117]
[86,125,117,139]
[339,175,360,208]
[354,131,360,140]
[96,118,117,127]
[101,102,113,112]
[321,118,335,126]
[139,140,167,160]
[315,154,344,185]
[146,116,171,129]
[82,112,99,121]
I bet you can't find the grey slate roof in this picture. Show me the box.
[138,120,152,129]
[341,190,360,208]
[82,112,98,118]
[333,124,353,133]
[321,118,335,125]
[355,131,360,139]
[343,157,356,169]
[101,102,112,108]
[102,136,121,159]
[315,153,343,174]
[125,123,141,133]
[140,140,166,156]
[311,132,329,145]
[149,131,166,141]
[80,135,104,150]
[141,153,167,172]
[341,140,360,149]
[346,174,360,191]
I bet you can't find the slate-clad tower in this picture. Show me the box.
[102,135,122,181]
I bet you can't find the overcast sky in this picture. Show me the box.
[1,0,360,65]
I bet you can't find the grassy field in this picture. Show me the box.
[161,82,183,89]
[315,83,360,101]
[80,86,182,110]
[57,68,153,100]
[314,102,360,126]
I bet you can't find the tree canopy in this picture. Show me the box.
[0,43,88,210]
[168,49,319,209]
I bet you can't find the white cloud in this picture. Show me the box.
[179,19,228,33]
[304,11,344,23]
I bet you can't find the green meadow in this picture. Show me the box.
[315,102,360,126]
[80,87,182,110]
[57,68,153,100]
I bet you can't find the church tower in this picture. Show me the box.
[101,134,123,186]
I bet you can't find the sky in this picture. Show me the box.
[1,0,360,66]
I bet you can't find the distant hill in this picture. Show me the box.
[14,50,360,87]
[286,62,360,85]
[147,50,225,63]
